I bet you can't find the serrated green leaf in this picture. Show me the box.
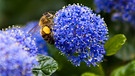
[105,34,126,56]
[111,60,135,76]
[81,72,99,76]
[32,55,58,76]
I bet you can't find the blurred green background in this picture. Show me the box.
[0,0,135,76]
[0,0,94,28]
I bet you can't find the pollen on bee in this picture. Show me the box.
[43,26,51,34]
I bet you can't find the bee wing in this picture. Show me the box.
[28,24,40,34]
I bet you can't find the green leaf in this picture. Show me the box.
[105,34,126,56]
[124,60,135,76]
[81,72,99,76]
[111,60,135,76]
[115,43,135,61]
[32,55,58,76]
[110,66,125,76]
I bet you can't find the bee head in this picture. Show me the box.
[39,15,48,27]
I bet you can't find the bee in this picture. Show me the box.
[38,12,55,44]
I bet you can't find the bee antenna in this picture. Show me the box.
[43,11,55,15]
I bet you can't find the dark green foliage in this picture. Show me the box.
[111,60,135,76]
[32,55,58,76]
[81,72,99,76]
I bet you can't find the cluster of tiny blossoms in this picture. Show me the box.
[0,27,38,76]
[94,0,135,25]
[53,4,109,66]
[23,21,48,55]
[5,27,37,55]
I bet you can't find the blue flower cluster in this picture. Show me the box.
[5,27,37,56]
[53,4,109,66]
[23,21,48,55]
[94,0,135,25]
[0,27,38,76]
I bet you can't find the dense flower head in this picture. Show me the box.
[53,4,109,66]
[94,0,115,13]
[23,21,48,55]
[94,0,135,25]
[0,28,38,76]
[5,26,37,55]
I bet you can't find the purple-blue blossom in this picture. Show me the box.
[0,28,38,76]
[23,21,48,55]
[53,4,109,66]
[5,27,37,56]
[94,0,135,25]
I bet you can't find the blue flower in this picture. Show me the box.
[5,26,37,56]
[94,0,114,13]
[23,21,48,55]
[0,28,38,76]
[53,4,109,66]
[94,0,135,25]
